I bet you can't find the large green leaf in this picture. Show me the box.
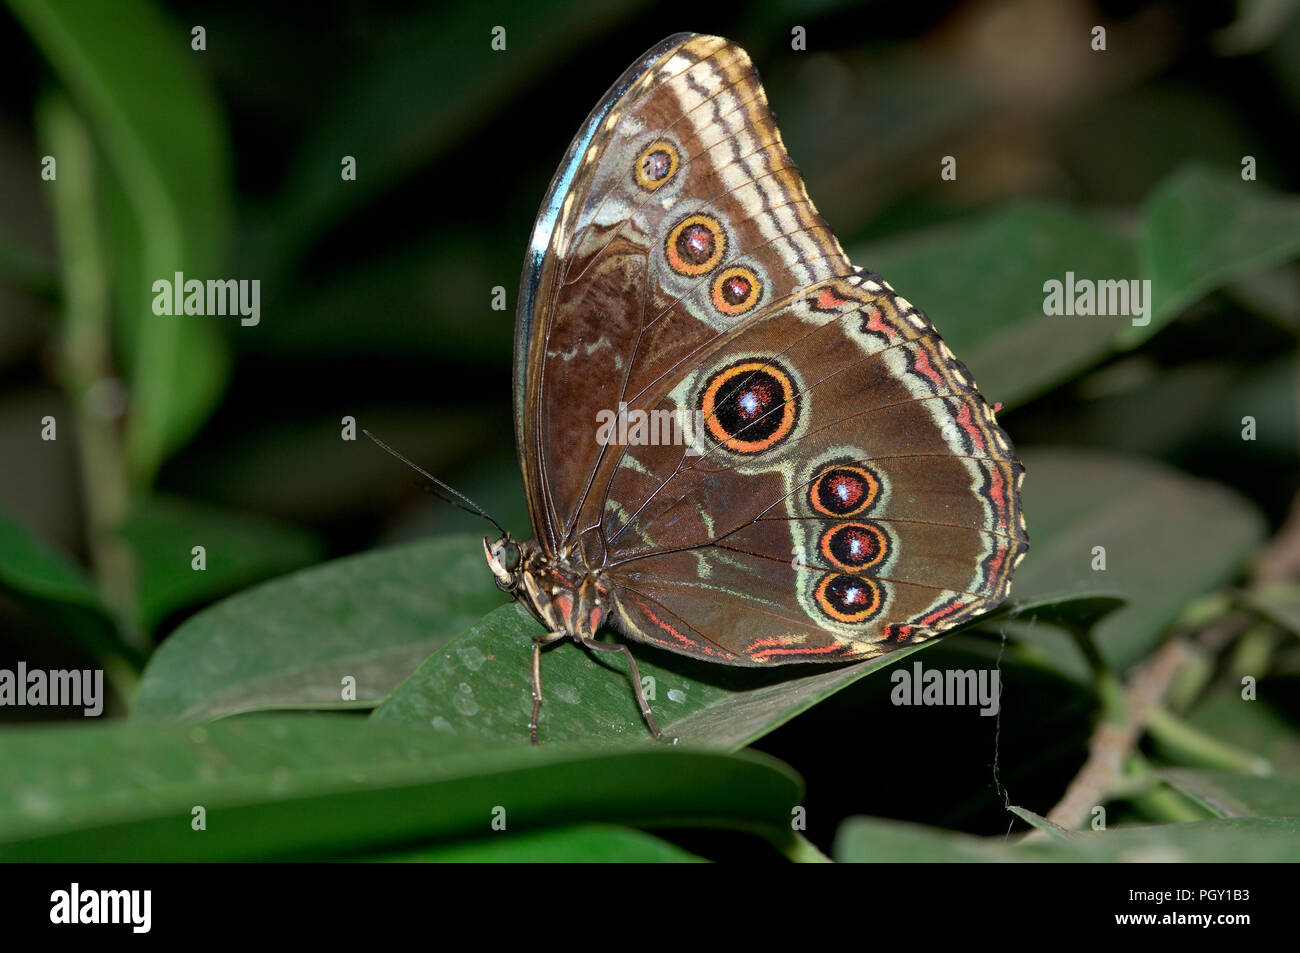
[835,814,1300,862]
[1184,688,1300,782]
[1009,449,1266,676]
[1159,770,1300,819]
[8,0,234,484]
[133,535,505,719]
[249,236,512,364]
[0,715,801,861]
[1130,164,1300,345]
[373,602,932,751]
[367,823,703,862]
[1239,582,1300,637]
[0,508,134,666]
[258,0,646,270]
[116,495,325,633]
[851,202,1137,409]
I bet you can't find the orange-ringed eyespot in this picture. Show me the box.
[665,213,726,276]
[635,140,679,190]
[809,464,880,517]
[700,359,798,453]
[819,522,888,571]
[815,573,883,624]
[711,266,762,316]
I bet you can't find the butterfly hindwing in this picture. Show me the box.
[602,273,1027,663]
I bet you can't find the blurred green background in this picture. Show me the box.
[0,0,1298,861]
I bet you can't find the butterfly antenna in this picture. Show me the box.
[362,429,507,537]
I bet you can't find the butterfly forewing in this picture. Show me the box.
[514,33,1026,668]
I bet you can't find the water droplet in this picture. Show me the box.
[460,646,487,672]
[453,682,480,716]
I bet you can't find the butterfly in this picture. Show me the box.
[482,33,1028,744]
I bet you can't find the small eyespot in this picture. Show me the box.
[819,522,889,572]
[809,464,880,517]
[711,266,762,316]
[814,573,883,624]
[665,214,726,276]
[635,140,679,190]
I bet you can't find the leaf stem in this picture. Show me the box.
[39,92,142,653]
[1146,706,1272,776]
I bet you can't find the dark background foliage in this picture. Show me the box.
[0,0,1297,861]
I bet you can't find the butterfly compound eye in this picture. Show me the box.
[502,541,521,571]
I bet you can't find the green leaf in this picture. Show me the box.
[365,823,704,862]
[1159,770,1300,819]
[1129,164,1300,345]
[985,593,1126,635]
[834,816,1020,862]
[260,0,646,269]
[1009,449,1266,676]
[0,508,134,666]
[852,202,1137,409]
[166,409,502,526]
[835,814,1300,862]
[133,535,506,719]
[1006,804,1081,841]
[250,236,512,364]
[7,0,234,484]
[1239,582,1300,637]
[0,715,801,861]
[372,601,933,752]
[1184,688,1300,783]
[116,495,325,632]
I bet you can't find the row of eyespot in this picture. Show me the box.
[635,140,764,317]
[808,463,889,623]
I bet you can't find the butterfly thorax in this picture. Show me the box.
[483,535,609,641]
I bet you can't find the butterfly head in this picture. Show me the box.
[484,535,524,592]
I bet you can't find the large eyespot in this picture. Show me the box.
[819,522,889,571]
[814,573,883,624]
[700,359,798,454]
[711,266,762,316]
[809,464,880,517]
[634,140,679,190]
[665,214,726,276]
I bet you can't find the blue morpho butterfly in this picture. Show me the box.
[369,33,1026,744]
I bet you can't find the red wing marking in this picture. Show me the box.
[911,347,945,389]
[954,403,986,451]
[743,636,857,661]
[631,598,729,658]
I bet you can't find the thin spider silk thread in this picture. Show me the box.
[994,619,1012,841]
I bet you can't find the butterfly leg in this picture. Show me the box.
[530,631,564,746]
[581,639,678,744]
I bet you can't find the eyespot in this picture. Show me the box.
[814,573,883,624]
[711,266,762,316]
[699,359,798,454]
[819,522,888,572]
[634,140,679,190]
[809,464,880,517]
[665,214,726,276]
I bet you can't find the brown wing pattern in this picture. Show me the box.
[603,272,1027,664]
[516,34,1027,665]
[518,33,853,554]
